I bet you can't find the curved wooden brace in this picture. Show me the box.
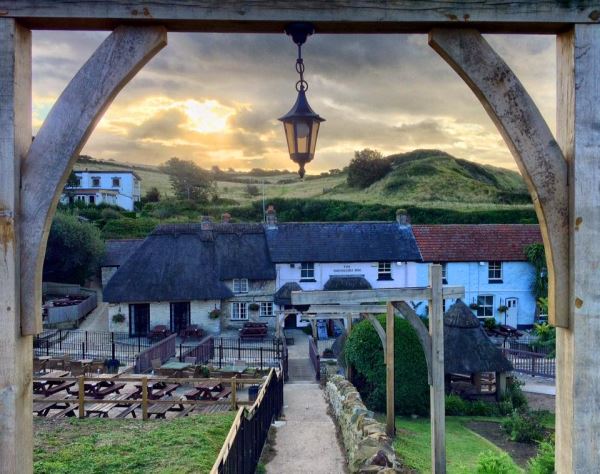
[19,26,167,335]
[429,29,569,328]
[393,301,433,385]
[364,314,388,359]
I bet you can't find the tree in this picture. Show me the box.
[144,186,161,203]
[159,157,216,202]
[43,212,105,285]
[346,149,392,188]
[245,183,260,197]
[63,170,80,203]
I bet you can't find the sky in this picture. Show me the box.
[32,31,556,173]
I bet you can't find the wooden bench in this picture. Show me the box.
[51,404,78,418]
[175,405,196,418]
[115,403,140,419]
[151,384,179,400]
[44,381,76,397]
[183,388,202,400]
[33,399,57,417]
[217,388,232,399]
[147,396,184,419]
[85,393,130,417]
[93,382,126,399]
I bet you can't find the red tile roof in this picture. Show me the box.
[412,224,542,262]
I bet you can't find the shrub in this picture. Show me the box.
[445,394,468,415]
[501,410,545,443]
[445,395,500,416]
[248,303,260,311]
[112,313,125,324]
[527,438,555,474]
[346,149,392,189]
[476,451,518,474]
[209,309,221,320]
[484,318,497,331]
[504,379,528,412]
[345,316,429,415]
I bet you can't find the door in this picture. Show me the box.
[505,298,518,328]
[170,302,191,334]
[284,313,297,329]
[129,303,150,337]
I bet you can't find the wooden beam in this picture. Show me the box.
[0,18,33,473]
[291,286,463,305]
[365,314,387,360]
[556,24,600,473]
[394,301,432,385]
[2,1,600,33]
[429,28,569,328]
[429,264,446,473]
[385,302,395,438]
[19,25,167,335]
[304,304,387,314]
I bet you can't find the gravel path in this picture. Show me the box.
[265,383,347,474]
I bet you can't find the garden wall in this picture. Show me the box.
[325,375,403,473]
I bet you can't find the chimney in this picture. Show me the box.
[221,212,231,224]
[266,205,277,228]
[200,215,213,230]
[396,209,410,225]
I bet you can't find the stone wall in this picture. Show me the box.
[325,375,403,473]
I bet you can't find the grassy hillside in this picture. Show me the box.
[75,150,532,212]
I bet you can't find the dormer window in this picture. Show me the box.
[112,177,121,188]
[233,278,248,294]
[91,177,100,187]
[377,262,392,281]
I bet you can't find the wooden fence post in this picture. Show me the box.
[78,376,85,419]
[142,377,148,420]
[385,302,395,437]
[231,378,237,410]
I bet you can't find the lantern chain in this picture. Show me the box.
[295,43,309,92]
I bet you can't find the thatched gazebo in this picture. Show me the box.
[444,299,513,399]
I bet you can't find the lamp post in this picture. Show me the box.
[279,22,325,178]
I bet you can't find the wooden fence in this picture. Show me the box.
[308,336,320,381]
[45,290,97,326]
[502,348,556,378]
[134,334,177,373]
[211,367,284,474]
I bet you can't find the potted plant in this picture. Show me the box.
[112,313,125,324]
[248,303,260,312]
[209,308,221,320]
[469,302,479,310]
[497,305,509,314]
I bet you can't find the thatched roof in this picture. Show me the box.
[323,276,372,291]
[444,300,513,374]
[101,239,143,267]
[274,282,303,306]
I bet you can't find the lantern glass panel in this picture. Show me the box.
[309,120,320,156]
[296,121,311,154]
[284,121,295,155]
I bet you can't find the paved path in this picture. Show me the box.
[265,383,347,474]
[516,373,556,395]
[79,281,108,331]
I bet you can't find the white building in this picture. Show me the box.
[62,170,141,210]
[412,224,542,329]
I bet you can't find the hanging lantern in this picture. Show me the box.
[279,23,325,178]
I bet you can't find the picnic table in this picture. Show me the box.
[131,381,179,400]
[185,381,224,400]
[33,371,74,396]
[160,361,192,377]
[147,396,185,419]
[85,393,132,417]
[67,379,126,399]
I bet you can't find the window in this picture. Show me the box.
[477,295,494,318]
[231,302,248,320]
[88,195,95,204]
[233,278,248,293]
[112,177,121,188]
[488,261,503,283]
[377,262,392,280]
[91,177,100,187]
[300,263,315,281]
[441,263,448,284]
[260,302,274,317]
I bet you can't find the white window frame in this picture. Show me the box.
[233,278,249,294]
[488,261,503,283]
[112,177,121,188]
[477,295,494,318]
[300,263,315,281]
[377,262,393,281]
[259,302,273,317]
[441,263,448,284]
[91,176,101,187]
[231,302,248,320]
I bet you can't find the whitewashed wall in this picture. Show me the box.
[61,171,140,210]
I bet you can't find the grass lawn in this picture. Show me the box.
[34,413,234,474]
[394,416,523,473]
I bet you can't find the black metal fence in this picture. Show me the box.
[212,368,284,474]
[177,337,285,370]
[502,348,556,378]
[34,330,153,364]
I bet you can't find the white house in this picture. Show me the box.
[412,224,542,329]
[62,170,141,210]
[265,209,423,329]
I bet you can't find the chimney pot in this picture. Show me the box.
[222,213,231,223]
[396,209,410,225]
[200,215,213,230]
[266,205,277,228]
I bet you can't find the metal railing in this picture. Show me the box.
[502,348,556,378]
[211,367,284,474]
[34,330,153,364]
[308,336,321,381]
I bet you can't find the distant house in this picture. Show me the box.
[265,208,423,329]
[62,170,141,210]
[412,224,542,328]
[100,239,143,287]
[103,218,276,336]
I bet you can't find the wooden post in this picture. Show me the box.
[556,24,600,473]
[78,376,85,419]
[231,377,237,410]
[346,315,353,381]
[142,377,148,420]
[385,302,395,437]
[0,18,32,473]
[429,264,446,473]
[496,372,507,401]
